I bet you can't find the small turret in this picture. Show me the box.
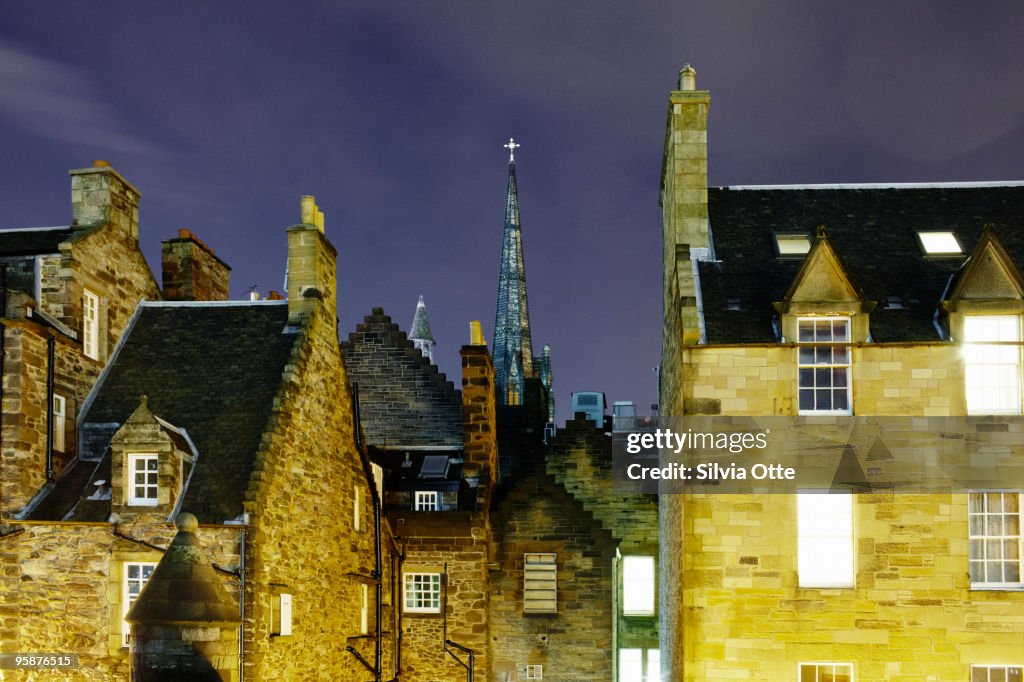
[409,295,436,363]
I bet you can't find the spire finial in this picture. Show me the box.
[504,137,520,162]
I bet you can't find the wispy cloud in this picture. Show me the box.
[0,41,166,159]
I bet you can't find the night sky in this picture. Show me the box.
[2,3,1022,422]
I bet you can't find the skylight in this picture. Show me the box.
[419,455,449,479]
[917,230,962,256]
[773,232,812,258]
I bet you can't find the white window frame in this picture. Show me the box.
[969,491,1023,590]
[621,555,656,616]
[414,490,439,511]
[619,648,661,682]
[360,583,369,634]
[797,493,855,588]
[354,485,362,532]
[964,315,1022,415]
[127,453,159,506]
[371,462,384,502]
[273,593,293,636]
[525,664,544,680]
[83,288,99,360]
[797,317,852,415]
[971,665,1023,681]
[523,553,557,614]
[798,662,854,681]
[403,572,441,614]
[122,561,157,646]
[52,394,66,453]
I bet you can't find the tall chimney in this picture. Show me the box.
[661,63,711,345]
[286,195,337,326]
[461,333,498,507]
[69,161,141,239]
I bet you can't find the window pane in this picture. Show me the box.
[622,556,655,615]
[618,649,642,682]
[798,494,854,587]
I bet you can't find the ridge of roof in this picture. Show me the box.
[721,181,1024,191]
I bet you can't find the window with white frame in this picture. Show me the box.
[523,553,557,614]
[525,664,543,680]
[354,485,362,532]
[122,562,157,645]
[797,493,854,588]
[969,492,1022,588]
[414,490,439,511]
[83,289,99,360]
[619,648,661,682]
[371,462,384,502]
[797,317,852,414]
[622,556,655,616]
[799,663,853,681]
[273,593,292,635]
[52,394,66,452]
[127,454,159,506]
[964,315,1022,415]
[972,665,1023,682]
[403,572,441,613]
[360,583,369,634]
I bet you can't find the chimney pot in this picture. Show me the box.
[92,159,111,168]
[250,291,260,301]
[178,228,191,239]
[679,64,697,91]
[300,195,317,226]
[469,320,486,346]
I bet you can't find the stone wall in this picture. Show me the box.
[490,470,617,682]
[0,521,242,681]
[161,231,231,302]
[342,308,462,448]
[240,232,397,680]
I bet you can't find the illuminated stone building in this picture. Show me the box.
[659,66,1024,681]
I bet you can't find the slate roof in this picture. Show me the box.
[0,226,77,256]
[700,184,1024,343]
[31,301,296,523]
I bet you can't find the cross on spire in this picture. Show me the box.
[504,137,520,162]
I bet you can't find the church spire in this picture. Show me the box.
[493,138,535,406]
[409,294,436,363]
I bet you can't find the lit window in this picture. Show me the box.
[354,485,362,532]
[799,663,853,681]
[523,553,557,614]
[122,562,157,646]
[525,664,544,680]
[52,394,66,452]
[404,572,441,613]
[972,665,1023,681]
[83,289,99,360]
[622,556,655,616]
[619,648,661,682]
[371,462,384,502]
[917,230,963,256]
[360,584,369,634]
[797,318,852,415]
[273,593,292,635]
[964,315,1021,415]
[797,493,854,588]
[969,492,1022,588]
[774,233,812,258]
[127,454,159,506]
[414,491,439,511]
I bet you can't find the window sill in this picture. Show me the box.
[969,584,1024,592]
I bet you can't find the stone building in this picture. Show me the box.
[0,177,398,680]
[659,66,1024,680]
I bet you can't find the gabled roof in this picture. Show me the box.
[32,301,297,523]
[699,184,1024,343]
[0,226,77,256]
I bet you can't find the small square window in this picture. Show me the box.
[972,665,1023,682]
[127,454,159,506]
[916,230,963,256]
[774,233,812,258]
[404,572,441,613]
[525,664,543,680]
[799,662,853,681]
[414,490,439,511]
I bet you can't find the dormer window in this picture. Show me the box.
[773,232,812,258]
[916,230,963,256]
[127,453,159,506]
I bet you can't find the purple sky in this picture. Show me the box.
[2,2,1022,422]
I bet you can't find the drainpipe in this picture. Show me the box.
[238,517,248,682]
[0,264,7,453]
[45,336,55,480]
[374,486,383,682]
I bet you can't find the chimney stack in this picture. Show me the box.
[161,229,231,301]
[69,161,141,238]
[286,195,337,326]
[461,334,498,506]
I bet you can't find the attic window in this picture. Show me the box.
[917,230,963,256]
[773,232,812,258]
[419,455,449,479]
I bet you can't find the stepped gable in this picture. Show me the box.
[545,414,658,552]
[342,307,462,447]
[702,184,1024,343]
